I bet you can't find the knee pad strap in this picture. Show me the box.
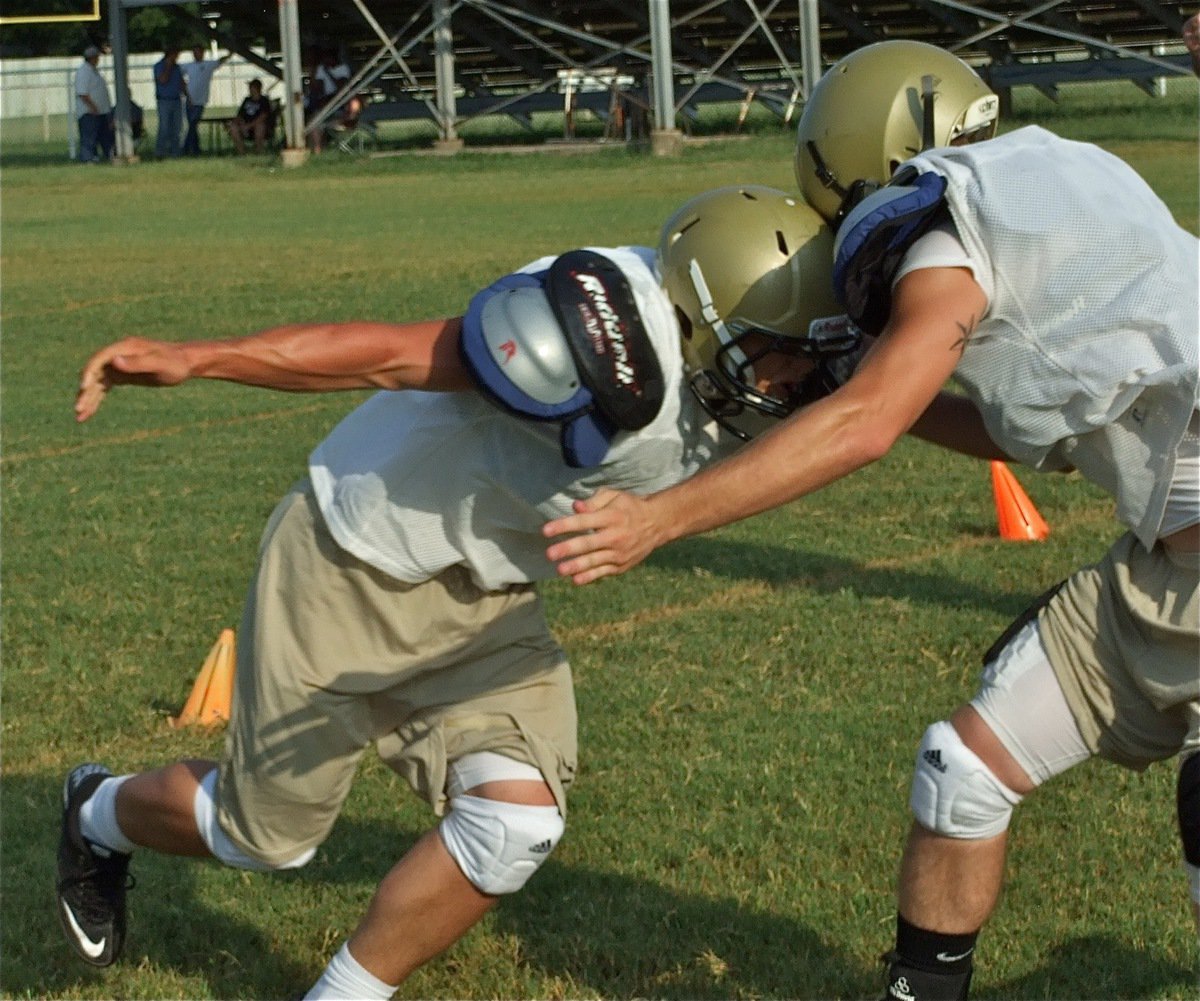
[910,720,1023,839]
[440,794,563,895]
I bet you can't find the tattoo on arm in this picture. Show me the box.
[951,313,979,355]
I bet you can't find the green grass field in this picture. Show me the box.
[2,82,1198,999]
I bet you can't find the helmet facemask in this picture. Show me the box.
[658,184,849,440]
[684,258,861,441]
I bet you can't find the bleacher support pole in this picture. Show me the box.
[278,0,309,167]
[648,0,682,155]
[433,0,463,152]
[109,0,138,163]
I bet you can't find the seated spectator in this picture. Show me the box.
[227,79,272,154]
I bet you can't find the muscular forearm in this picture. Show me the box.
[180,320,470,392]
[645,387,893,547]
[75,318,472,422]
[544,382,898,583]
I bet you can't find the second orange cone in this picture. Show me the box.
[991,461,1049,542]
[170,628,236,728]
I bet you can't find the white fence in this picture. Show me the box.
[0,49,278,120]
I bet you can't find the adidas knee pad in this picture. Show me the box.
[194,770,315,872]
[440,794,563,895]
[910,720,1023,840]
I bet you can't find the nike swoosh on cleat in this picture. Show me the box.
[936,948,974,963]
[60,902,106,959]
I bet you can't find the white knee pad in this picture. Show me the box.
[440,794,564,895]
[194,770,315,872]
[909,720,1024,839]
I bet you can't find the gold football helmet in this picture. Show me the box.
[795,40,999,223]
[658,185,855,439]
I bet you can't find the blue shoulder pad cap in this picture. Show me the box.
[459,264,619,468]
[832,170,948,336]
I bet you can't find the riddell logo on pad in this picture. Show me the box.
[497,339,517,363]
[572,272,638,388]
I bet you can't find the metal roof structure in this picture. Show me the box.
[107,1,1196,160]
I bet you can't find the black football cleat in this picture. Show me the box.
[56,763,134,967]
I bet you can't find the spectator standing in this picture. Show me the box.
[305,50,353,153]
[153,47,187,158]
[181,46,230,156]
[315,49,352,101]
[74,45,113,163]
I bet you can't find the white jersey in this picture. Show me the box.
[74,60,111,118]
[310,246,728,590]
[904,127,1200,548]
[182,59,223,106]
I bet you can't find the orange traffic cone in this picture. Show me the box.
[197,630,236,725]
[991,461,1049,541]
[170,629,236,728]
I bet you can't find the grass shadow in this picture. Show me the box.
[647,535,1036,618]
[991,934,1196,1000]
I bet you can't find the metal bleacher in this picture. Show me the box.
[184,1,1196,140]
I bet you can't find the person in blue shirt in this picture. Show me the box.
[153,46,187,158]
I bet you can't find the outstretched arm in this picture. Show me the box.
[544,266,987,583]
[75,317,470,422]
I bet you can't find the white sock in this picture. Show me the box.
[78,775,137,855]
[303,942,398,1000]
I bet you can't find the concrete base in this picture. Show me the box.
[650,128,684,157]
[280,147,310,169]
[432,137,465,155]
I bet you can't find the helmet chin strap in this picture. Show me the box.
[806,140,849,200]
[921,74,938,150]
[815,75,941,231]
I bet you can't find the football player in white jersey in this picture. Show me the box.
[58,188,852,997]
[545,43,1199,1001]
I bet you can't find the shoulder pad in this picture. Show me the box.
[832,170,948,336]
[459,255,665,469]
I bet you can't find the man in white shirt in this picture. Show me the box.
[181,45,230,156]
[74,45,112,163]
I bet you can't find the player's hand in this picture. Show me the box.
[75,337,191,422]
[543,487,665,584]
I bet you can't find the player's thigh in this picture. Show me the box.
[218,482,482,865]
[1038,532,1198,769]
[377,591,577,820]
